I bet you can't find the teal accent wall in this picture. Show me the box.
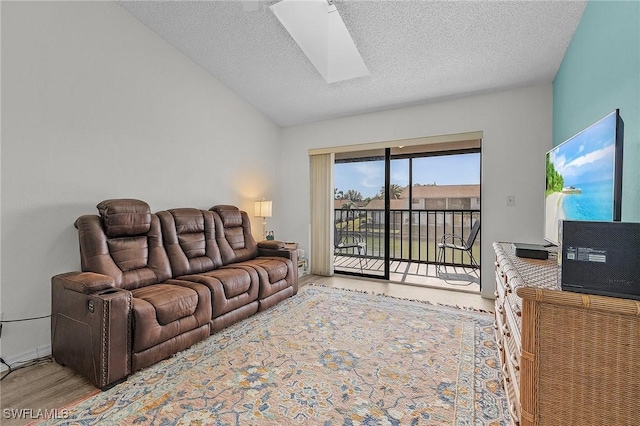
[553,0,640,221]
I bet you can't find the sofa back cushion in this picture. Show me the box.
[210,205,259,265]
[75,199,172,289]
[157,208,224,277]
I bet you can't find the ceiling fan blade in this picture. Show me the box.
[271,0,369,83]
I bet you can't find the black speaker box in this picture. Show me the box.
[512,242,549,260]
[560,220,640,300]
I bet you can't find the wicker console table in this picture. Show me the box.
[493,242,640,426]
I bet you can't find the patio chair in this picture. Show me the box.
[436,219,480,279]
[334,226,367,272]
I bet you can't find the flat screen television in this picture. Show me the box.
[544,109,624,245]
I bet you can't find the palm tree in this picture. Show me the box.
[341,201,356,209]
[334,188,344,199]
[344,189,363,202]
[378,184,403,199]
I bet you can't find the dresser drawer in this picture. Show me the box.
[494,301,506,362]
[495,260,508,289]
[496,270,508,301]
[503,324,520,405]
[504,293,522,354]
[500,349,521,426]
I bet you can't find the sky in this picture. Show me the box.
[334,153,481,198]
[548,111,617,186]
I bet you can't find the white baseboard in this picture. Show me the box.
[1,345,52,372]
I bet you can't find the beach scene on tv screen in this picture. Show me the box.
[545,113,617,243]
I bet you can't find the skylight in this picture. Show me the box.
[270,0,369,84]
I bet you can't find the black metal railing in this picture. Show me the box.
[334,208,480,268]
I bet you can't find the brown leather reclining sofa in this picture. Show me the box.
[51,199,297,389]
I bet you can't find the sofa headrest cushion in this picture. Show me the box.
[211,205,243,227]
[97,199,152,237]
[170,208,205,234]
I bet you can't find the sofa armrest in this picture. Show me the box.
[257,240,285,250]
[257,241,297,262]
[258,247,297,263]
[53,271,115,294]
[51,273,131,389]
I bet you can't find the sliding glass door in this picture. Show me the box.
[388,150,481,284]
[332,143,481,288]
[333,151,387,277]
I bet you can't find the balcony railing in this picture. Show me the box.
[334,208,480,268]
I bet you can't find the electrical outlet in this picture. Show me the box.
[506,195,516,206]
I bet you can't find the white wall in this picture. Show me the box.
[280,84,553,298]
[0,2,281,364]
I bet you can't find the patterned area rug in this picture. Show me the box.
[40,285,509,425]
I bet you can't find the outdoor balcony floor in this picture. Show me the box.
[334,255,480,293]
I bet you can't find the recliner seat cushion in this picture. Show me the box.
[233,258,292,299]
[211,268,251,299]
[132,284,198,325]
[180,266,259,318]
[244,258,289,283]
[130,280,211,353]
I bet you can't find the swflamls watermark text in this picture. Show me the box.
[3,408,69,420]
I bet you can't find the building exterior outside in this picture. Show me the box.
[354,184,480,225]
[402,184,480,211]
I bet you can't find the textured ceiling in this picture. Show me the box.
[119,0,587,127]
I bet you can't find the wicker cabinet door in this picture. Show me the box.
[519,288,640,425]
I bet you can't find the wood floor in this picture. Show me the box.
[0,274,493,425]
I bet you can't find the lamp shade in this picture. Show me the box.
[254,200,272,218]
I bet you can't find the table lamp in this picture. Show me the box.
[254,199,272,240]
